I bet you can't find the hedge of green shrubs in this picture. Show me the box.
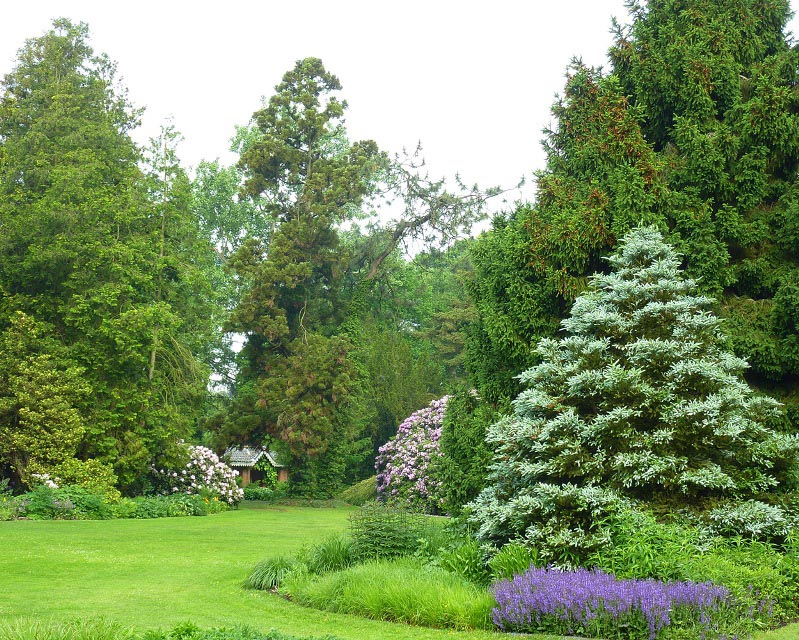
[0,484,230,521]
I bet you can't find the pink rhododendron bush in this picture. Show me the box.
[153,444,243,504]
[376,396,449,513]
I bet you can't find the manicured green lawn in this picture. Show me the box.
[1,503,796,640]
[0,504,510,640]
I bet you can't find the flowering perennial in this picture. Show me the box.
[154,445,243,504]
[492,566,731,639]
[376,396,448,513]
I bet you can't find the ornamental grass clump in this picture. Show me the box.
[375,396,448,513]
[492,566,736,639]
[153,445,243,505]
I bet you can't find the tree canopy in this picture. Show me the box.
[468,0,799,423]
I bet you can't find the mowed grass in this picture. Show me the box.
[0,504,509,640]
[1,503,795,640]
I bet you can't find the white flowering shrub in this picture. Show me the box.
[154,444,243,504]
[376,397,449,513]
[469,227,799,557]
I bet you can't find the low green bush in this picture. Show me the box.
[348,502,428,560]
[242,485,275,501]
[589,508,709,582]
[143,622,340,639]
[337,477,376,506]
[16,485,81,520]
[50,458,122,503]
[245,555,304,591]
[59,486,117,519]
[0,618,135,640]
[282,556,494,630]
[682,538,799,625]
[5,486,230,521]
[488,541,540,581]
[130,494,229,519]
[437,537,491,586]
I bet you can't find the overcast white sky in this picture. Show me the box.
[2,1,798,207]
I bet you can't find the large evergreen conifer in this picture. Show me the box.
[469,228,798,560]
[467,0,799,421]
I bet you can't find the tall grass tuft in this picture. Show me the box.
[282,556,494,630]
[0,618,135,640]
[245,555,303,590]
[301,534,355,574]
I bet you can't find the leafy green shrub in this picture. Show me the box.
[130,494,228,519]
[14,485,119,520]
[438,537,491,586]
[0,495,19,521]
[300,534,355,574]
[413,517,451,561]
[282,556,494,630]
[51,458,121,502]
[111,498,139,519]
[242,485,274,501]
[245,555,304,590]
[348,502,428,560]
[682,538,799,625]
[18,485,76,519]
[56,486,116,519]
[0,618,134,640]
[705,499,795,543]
[336,477,376,506]
[488,542,540,581]
[589,508,710,582]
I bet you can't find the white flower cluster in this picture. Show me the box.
[31,472,58,489]
[154,445,244,504]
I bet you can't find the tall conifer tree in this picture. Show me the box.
[0,20,215,489]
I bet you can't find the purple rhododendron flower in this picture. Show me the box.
[376,396,449,512]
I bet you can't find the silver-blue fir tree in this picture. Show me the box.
[469,227,798,561]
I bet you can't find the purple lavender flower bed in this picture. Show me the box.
[492,566,732,639]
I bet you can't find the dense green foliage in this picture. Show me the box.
[436,388,495,514]
[470,228,798,562]
[468,0,799,421]
[0,20,217,491]
[347,502,432,560]
[337,477,377,506]
[0,483,230,520]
